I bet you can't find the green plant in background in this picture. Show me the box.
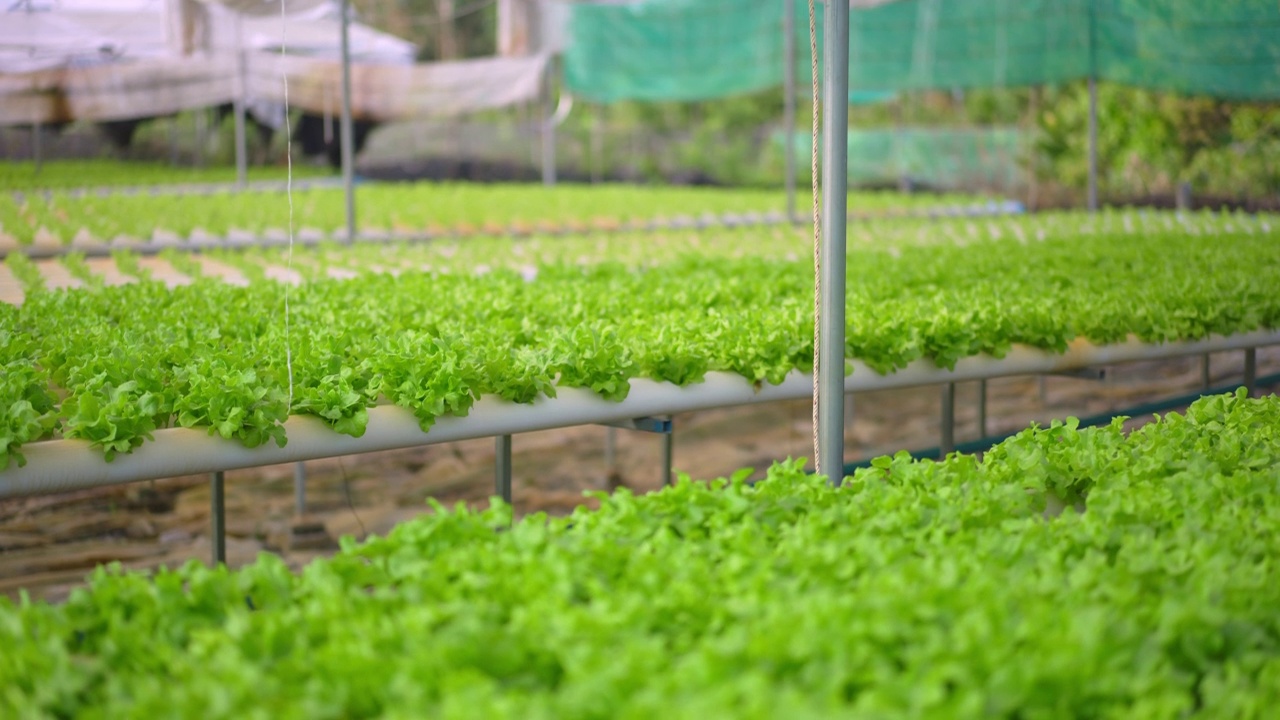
[1036,82,1280,202]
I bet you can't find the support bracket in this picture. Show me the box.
[597,416,673,434]
[1051,367,1107,381]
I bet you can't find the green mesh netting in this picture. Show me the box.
[564,0,1280,102]
[777,127,1025,189]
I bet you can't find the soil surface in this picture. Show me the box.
[3,348,1277,603]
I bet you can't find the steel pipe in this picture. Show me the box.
[339,0,357,243]
[940,382,956,456]
[211,471,226,565]
[495,435,512,504]
[816,0,850,482]
[293,461,306,517]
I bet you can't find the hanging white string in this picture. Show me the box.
[808,0,822,473]
[281,0,295,407]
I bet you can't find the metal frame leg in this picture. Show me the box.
[1244,348,1257,396]
[210,471,225,565]
[495,435,513,505]
[294,462,307,517]
[661,416,674,487]
[604,427,616,470]
[977,379,988,438]
[940,383,956,457]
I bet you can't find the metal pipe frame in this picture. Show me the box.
[782,0,797,222]
[210,471,226,565]
[661,416,674,487]
[339,0,357,244]
[1245,348,1257,396]
[495,435,513,504]
[977,379,988,438]
[233,14,248,188]
[816,0,850,482]
[940,382,956,456]
[541,60,556,186]
[4,332,1278,499]
[293,461,307,517]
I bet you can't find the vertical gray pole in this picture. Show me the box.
[940,382,956,457]
[233,15,249,187]
[1087,76,1098,212]
[817,0,850,482]
[210,471,226,565]
[661,418,674,488]
[977,379,988,437]
[783,0,797,221]
[293,462,307,517]
[339,0,357,243]
[541,61,556,186]
[604,427,616,474]
[169,116,180,166]
[1244,348,1257,396]
[32,121,42,175]
[495,435,513,504]
[591,105,605,184]
[194,109,206,169]
[1086,0,1099,213]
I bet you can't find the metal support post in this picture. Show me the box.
[32,121,43,175]
[816,0,850,483]
[661,416,674,487]
[293,462,307,517]
[599,416,673,433]
[1086,0,1099,212]
[541,60,557,186]
[168,116,180,166]
[977,379,988,438]
[591,105,605,184]
[940,382,956,457]
[233,15,248,187]
[1201,354,1211,390]
[210,471,225,565]
[1244,348,1257,396]
[339,0,357,243]
[194,108,206,169]
[783,0,797,221]
[1087,77,1098,212]
[495,435,513,504]
[1052,367,1107,381]
[604,427,616,473]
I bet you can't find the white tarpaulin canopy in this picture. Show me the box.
[1,0,551,125]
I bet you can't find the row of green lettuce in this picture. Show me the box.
[1,160,330,193]
[3,390,1279,718]
[2,214,1278,470]
[0,183,990,246]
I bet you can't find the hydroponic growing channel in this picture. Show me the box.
[2,210,1278,497]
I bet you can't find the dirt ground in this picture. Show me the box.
[2,346,1276,603]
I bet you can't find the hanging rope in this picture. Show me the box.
[808,0,822,473]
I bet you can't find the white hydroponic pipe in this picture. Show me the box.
[2,330,1277,498]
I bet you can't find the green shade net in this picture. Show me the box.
[776,127,1026,189]
[564,0,1280,102]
